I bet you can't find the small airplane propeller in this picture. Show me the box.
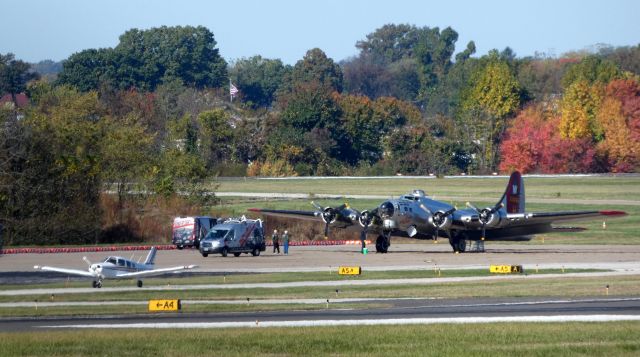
[82,256,92,267]
[466,202,504,240]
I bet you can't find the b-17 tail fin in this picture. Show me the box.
[500,171,525,214]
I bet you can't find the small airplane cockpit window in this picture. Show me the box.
[105,257,117,264]
[117,259,125,266]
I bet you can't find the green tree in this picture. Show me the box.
[0,53,39,104]
[56,49,115,92]
[355,24,420,64]
[196,109,234,169]
[1,85,104,245]
[461,57,522,171]
[281,48,343,94]
[414,26,460,98]
[57,26,227,91]
[101,115,156,213]
[562,55,621,89]
[230,56,289,108]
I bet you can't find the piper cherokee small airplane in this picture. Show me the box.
[248,172,626,253]
[34,247,197,288]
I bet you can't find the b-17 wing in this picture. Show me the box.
[504,210,626,226]
[247,208,318,221]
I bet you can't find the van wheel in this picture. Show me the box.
[201,253,208,257]
[221,247,228,257]
[233,252,241,257]
[251,248,260,256]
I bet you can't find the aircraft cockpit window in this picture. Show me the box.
[412,190,426,197]
[106,257,117,264]
[379,201,395,218]
[117,259,125,266]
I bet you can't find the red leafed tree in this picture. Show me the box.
[500,106,597,173]
[538,127,597,173]
[499,106,547,173]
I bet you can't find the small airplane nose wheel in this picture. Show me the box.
[137,280,143,288]
[92,280,98,288]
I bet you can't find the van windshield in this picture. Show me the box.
[173,227,193,240]
[205,229,230,240]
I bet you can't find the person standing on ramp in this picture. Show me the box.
[272,229,280,254]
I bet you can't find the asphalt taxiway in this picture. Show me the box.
[1,297,639,331]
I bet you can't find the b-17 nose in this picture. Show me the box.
[379,201,395,218]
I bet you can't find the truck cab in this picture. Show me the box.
[199,217,265,257]
[172,216,218,249]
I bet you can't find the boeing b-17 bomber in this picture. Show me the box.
[250,172,626,253]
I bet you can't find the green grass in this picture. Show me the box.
[2,322,640,356]
[0,268,601,291]
[2,274,637,307]
[215,175,640,201]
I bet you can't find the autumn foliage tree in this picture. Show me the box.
[500,105,597,173]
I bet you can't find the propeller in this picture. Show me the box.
[466,202,504,240]
[82,256,92,268]
[420,204,455,243]
[358,208,379,241]
[311,201,348,239]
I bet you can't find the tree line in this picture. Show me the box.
[1,25,639,245]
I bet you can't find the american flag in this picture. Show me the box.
[230,82,239,98]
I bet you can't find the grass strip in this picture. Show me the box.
[0,268,607,291]
[2,322,640,356]
[1,275,638,311]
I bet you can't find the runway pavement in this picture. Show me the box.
[3,243,640,274]
[2,297,639,331]
[2,243,640,331]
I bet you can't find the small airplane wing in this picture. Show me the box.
[247,208,320,222]
[34,265,96,278]
[115,265,197,278]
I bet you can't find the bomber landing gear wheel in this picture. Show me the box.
[137,280,143,288]
[251,248,260,256]
[233,252,241,257]
[450,236,467,253]
[375,234,390,253]
[221,247,228,257]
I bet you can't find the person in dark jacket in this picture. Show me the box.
[272,229,280,254]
